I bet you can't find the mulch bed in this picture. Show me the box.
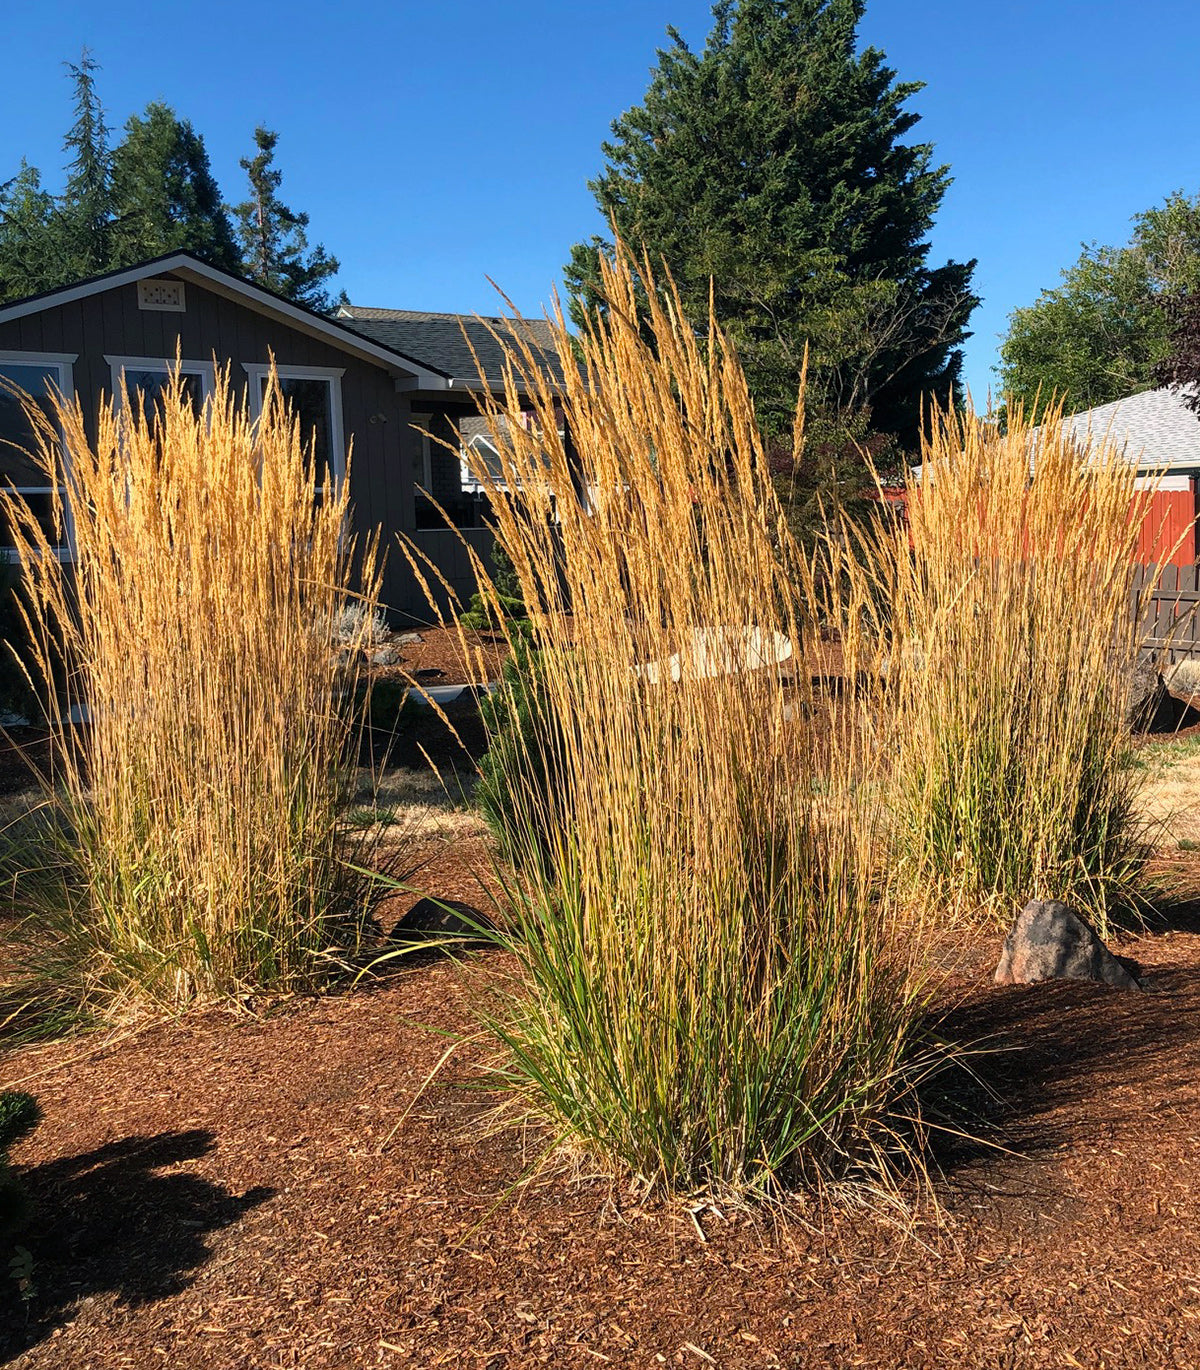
[380,626,509,689]
[3,849,1200,1369]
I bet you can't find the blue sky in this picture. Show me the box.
[2,0,1199,403]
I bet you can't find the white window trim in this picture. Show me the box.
[412,412,433,493]
[243,363,347,485]
[0,350,78,562]
[105,355,216,410]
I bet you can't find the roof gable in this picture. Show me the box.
[0,253,453,389]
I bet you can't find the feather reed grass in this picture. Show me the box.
[0,364,385,1020]
[408,248,939,1201]
[877,400,1155,935]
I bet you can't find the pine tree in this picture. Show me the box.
[565,0,976,456]
[58,49,114,279]
[0,161,62,302]
[110,103,240,270]
[231,127,339,312]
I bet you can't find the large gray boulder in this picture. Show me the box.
[392,896,494,944]
[994,899,1141,990]
[1124,655,1164,730]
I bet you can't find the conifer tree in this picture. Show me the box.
[111,103,240,270]
[565,0,977,458]
[0,162,61,301]
[59,50,114,279]
[231,127,339,312]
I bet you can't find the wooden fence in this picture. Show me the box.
[1134,563,1200,661]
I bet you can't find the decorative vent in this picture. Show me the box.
[137,278,186,312]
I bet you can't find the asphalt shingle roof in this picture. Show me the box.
[336,306,563,388]
[1060,386,1200,471]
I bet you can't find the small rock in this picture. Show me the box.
[398,631,424,645]
[392,897,494,943]
[370,645,401,667]
[994,899,1140,990]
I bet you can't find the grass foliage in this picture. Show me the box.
[416,247,935,1200]
[1,365,385,1017]
[876,401,1153,935]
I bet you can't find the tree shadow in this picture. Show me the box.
[920,962,1200,1184]
[0,1129,273,1361]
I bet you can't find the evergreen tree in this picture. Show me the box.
[565,0,977,458]
[0,162,61,302]
[110,103,240,270]
[231,127,339,312]
[58,50,114,279]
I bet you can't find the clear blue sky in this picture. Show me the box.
[3,0,1199,403]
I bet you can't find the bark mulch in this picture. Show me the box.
[3,879,1200,1366]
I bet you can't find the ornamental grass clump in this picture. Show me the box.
[410,247,936,1200]
[881,401,1154,936]
[2,365,383,1016]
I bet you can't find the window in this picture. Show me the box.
[106,356,215,428]
[0,352,76,560]
[412,413,434,492]
[244,364,346,491]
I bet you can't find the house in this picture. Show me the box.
[0,253,564,620]
[1056,386,1200,566]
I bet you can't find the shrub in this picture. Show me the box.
[434,245,935,1200]
[877,401,1152,935]
[460,543,531,633]
[0,364,387,1014]
[476,639,570,873]
[335,601,390,649]
[0,1092,40,1249]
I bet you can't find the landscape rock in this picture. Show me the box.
[1124,655,1165,730]
[398,632,424,645]
[391,897,494,943]
[995,899,1140,990]
[370,645,401,667]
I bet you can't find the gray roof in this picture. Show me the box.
[336,305,563,389]
[1060,386,1200,471]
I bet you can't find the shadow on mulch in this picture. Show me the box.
[0,1129,273,1362]
[923,962,1200,1181]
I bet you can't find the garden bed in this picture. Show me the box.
[3,839,1200,1367]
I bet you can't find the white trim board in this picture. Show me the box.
[105,355,217,402]
[243,363,347,485]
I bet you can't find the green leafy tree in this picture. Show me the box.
[565,0,977,463]
[110,103,240,270]
[231,127,339,312]
[999,191,1200,420]
[58,50,114,279]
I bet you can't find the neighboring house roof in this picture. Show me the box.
[0,252,456,391]
[336,305,564,391]
[1059,386,1200,472]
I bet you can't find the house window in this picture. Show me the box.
[105,355,215,428]
[0,352,76,560]
[244,364,346,490]
[412,413,434,492]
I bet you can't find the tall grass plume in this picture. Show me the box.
[1,364,385,1019]
[879,399,1154,935]
[411,247,938,1201]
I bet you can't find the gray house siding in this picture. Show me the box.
[0,273,454,619]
